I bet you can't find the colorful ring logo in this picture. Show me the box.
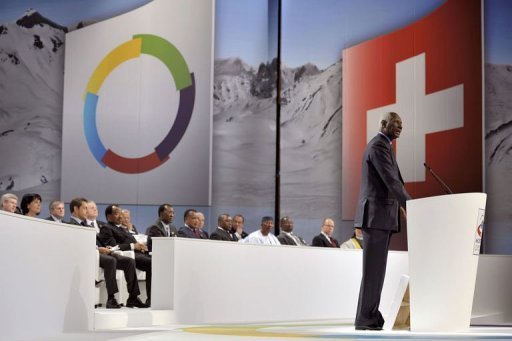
[83,34,195,174]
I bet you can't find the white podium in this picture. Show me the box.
[407,193,486,332]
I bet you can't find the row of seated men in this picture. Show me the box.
[1,192,363,309]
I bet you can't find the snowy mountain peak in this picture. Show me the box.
[215,57,252,76]
[16,9,68,33]
[292,63,320,82]
[24,8,37,17]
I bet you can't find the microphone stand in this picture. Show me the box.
[423,162,453,194]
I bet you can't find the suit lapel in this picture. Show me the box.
[157,221,167,237]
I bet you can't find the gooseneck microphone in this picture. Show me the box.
[424,162,453,194]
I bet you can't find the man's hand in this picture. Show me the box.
[134,242,148,252]
[98,247,111,255]
[400,206,407,220]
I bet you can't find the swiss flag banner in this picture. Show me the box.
[342,0,482,220]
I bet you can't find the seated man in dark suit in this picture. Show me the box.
[121,208,139,235]
[312,218,339,248]
[98,204,152,307]
[68,198,146,309]
[146,203,177,251]
[210,213,234,241]
[196,211,209,239]
[178,209,208,239]
[45,200,65,223]
[277,216,308,246]
[230,214,248,241]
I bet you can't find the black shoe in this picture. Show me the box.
[126,297,148,308]
[355,324,383,331]
[106,297,121,309]
[145,298,151,307]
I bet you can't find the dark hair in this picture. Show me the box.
[105,204,120,219]
[233,214,245,222]
[158,203,173,216]
[261,216,273,224]
[69,197,88,213]
[217,213,230,225]
[184,208,197,220]
[280,216,292,226]
[20,193,42,215]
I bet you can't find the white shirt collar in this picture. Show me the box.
[321,231,332,241]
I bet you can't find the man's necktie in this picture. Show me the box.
[193,229,201,238]
[291,233,302,245]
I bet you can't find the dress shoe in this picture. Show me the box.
[126,297,148,308]
[355,324,383,331]
[106,297,121,309]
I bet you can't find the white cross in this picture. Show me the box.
[367,53,464,182]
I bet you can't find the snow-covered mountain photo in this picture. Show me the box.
[212,56,342,234]
[212,58,277,209]
[484,63,512,250]
[280,61,342,224]
[0,9,65,200]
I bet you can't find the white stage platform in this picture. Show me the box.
[3,210,512,340]
[46,319,512,340]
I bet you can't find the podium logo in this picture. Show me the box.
[83,34,195,174]
[473,208,485,255]
[342,0,482,220]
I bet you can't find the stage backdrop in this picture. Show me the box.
[342,0,483,233]
[61,0,213,205]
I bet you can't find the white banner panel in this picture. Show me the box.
[61,0,213,205]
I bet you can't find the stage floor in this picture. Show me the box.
[49,316,512,340]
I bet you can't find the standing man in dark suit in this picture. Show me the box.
[99,204,152,307]
[312,218,339,247]
[146,203,177,251]
[45,200,65,223]
[178,209,208,239]
[210,214,234,241]
[354,112,411,331]
[278,216,308,246]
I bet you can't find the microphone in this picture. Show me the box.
[424,162,453,194]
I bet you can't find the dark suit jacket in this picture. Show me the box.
[98,221,138,251]
[278,232,307,246]
[68,217,105,247]
[45,216,62,223]
[354,134,411,232]
[146,220,177,251]
[210,227,233,241]
[178,225,208,239]
[312,233,339,248]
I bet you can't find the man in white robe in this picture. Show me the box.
[241,216,280,245]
